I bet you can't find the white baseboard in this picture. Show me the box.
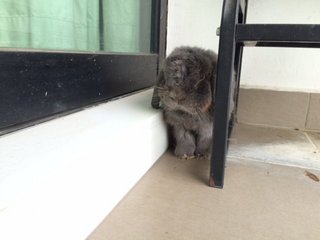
[0,89,168,240]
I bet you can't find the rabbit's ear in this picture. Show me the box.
[151,69,165,109]
[196,80,213,112]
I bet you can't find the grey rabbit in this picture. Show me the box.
[152,46,218,158]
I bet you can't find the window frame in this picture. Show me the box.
[0,0,168,135]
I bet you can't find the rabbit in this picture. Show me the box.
[153,46,218,158]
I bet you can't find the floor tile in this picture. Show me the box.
[306,93,320,130]
[229,124,320,170]
[88,152,320,240]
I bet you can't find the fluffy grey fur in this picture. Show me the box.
[155,46,218,158]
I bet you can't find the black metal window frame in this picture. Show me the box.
[0,0,168,136]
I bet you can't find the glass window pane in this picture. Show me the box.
[0,0,153,53]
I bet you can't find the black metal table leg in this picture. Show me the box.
[210,0,320,188]
[233,0,248,126]
[209,0,242,188]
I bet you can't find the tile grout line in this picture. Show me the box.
[236,121,297,131]
[304,93,311,129]
[235,121,320,133]
[304,132,319,152]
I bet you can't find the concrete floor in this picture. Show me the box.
[88,124,320,240]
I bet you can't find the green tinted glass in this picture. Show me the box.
[0,0,153,53]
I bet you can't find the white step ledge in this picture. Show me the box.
[0,89,168,240]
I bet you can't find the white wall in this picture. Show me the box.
[167,0,320,93]
[166,0,222,54]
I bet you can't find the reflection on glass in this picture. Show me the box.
[0,0,153,53]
